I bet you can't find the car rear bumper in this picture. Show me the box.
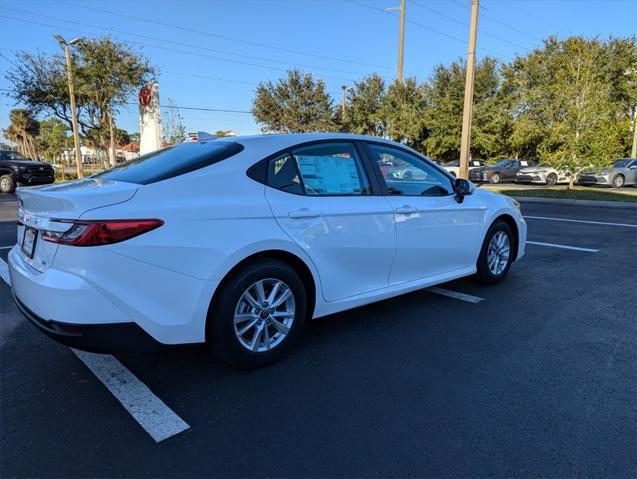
[8,244,217,347]
[12,290,164,353]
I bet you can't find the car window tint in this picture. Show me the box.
[367,143,453,197]
[94,141,244,185]
[291,142,371,196]
[267,154,304,195]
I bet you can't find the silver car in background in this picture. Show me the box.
[578,158,637,188]
[515,165,568,186]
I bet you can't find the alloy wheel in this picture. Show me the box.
[487,231,510,275]
[233,278,295,353]
[0,177,11,192]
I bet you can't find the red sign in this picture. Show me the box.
[139,86,152,107]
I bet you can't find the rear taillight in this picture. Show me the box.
[42,219,164,247]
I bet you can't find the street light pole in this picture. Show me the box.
[458,0,480,180]
[54,35,83,179]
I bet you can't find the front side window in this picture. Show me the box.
[367,143,453,197]
[268,142,370,196]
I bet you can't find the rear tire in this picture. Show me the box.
[476,220,514,285]
[489,173,501,184]
[209,259,307,369]
[0,174,15,194]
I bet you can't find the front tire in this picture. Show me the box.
[0,174,15,194]
[476,221,514,285]
[613,174,625,188]
[489,173,501,184]
[546,173,558,186]
[209,259,307,369]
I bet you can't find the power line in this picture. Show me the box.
[343,0,510,59]
[0,88,253,114]
[55,0,393,71]
[0,6,381,79]
[409,0,531,50]
[0,15,359,83]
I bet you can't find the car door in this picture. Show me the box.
[627,160,637,184]
[264,141,396,302]
[501,160,518,180]
[363,142,485,284]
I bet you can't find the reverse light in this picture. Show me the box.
[42,219,164,246]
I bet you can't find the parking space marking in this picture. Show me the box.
[426,287,484,303]
[527,240,599,253]
[524,215,637,228]
[72,349,190,443]
[0,257,10,286]
[0,245,14,250]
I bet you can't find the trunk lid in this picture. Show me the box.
[15,178,138,273]
[16,178,138,219]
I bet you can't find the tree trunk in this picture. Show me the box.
[109,111,116,167]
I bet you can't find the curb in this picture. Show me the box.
[511,196,637,209]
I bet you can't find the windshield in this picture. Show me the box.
[94,141,244,185]
[444,160,459,167]
[0,151,30,161]
[613,159,632,168]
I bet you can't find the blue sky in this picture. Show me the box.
[1,0,636,142]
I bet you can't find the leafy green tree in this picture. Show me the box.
[508,37,631,186]
[344,74,386,136]
[3,109,40,160]
[35,117,71,162]
[382,78,428,149]
[5,36,155,164]
[252,70,338,133]
[422,57,511,162]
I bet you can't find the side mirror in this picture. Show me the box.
[454,178,474,204]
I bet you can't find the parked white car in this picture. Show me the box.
[443,159,485,177]
[9,134,526,368]
[515,165,569,186]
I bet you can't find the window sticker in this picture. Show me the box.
[297,155,363,195]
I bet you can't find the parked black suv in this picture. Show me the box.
[0,150,55,193]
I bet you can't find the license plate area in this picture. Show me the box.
[21,227,38,259]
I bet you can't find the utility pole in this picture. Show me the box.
[397,0,406,83]
[387,0,406,83]
[341,85,347,122]
[632,113,637,158]
[54,35,83,179]
[458,0,479,180]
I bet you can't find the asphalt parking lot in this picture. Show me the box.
[1,193,636,477]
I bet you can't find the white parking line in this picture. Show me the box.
[426,287,484,303]
[0,258,189,443]
[72,349,190,443]
[524,215,637,228]
[0,245,14,250]
[0,257,10,286]
[527,240,599,253]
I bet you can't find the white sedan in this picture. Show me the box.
[9,133,526,368]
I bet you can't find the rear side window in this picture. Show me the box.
[267,142,371,196]
[94,141,244,185]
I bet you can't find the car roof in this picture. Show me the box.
[216,132,420,155]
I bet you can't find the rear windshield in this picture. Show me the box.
[94,141,244,185]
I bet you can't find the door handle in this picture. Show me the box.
[288,208,322,219]
[396,205,417,215]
